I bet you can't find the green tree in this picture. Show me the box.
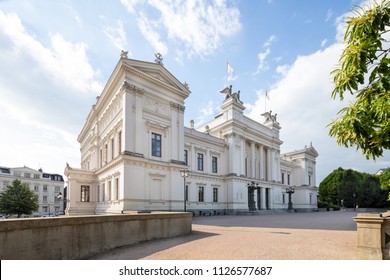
[319,167,389,208]
[0,179,39,218]
[329,1,390,159]
[379,167,390,200]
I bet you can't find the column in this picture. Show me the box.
[240,137,245,176]
[268,188,273,209]
[261,187,266,210]
[228,134,234,174]
[250,141,255,179]
[134,90,143,153]
[259,145,264,180]
[178,108,185,162]
[122,86,134,153]
[266,147,272,181]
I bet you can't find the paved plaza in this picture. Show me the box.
[89,211,359,260]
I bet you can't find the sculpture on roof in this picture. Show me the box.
[154,53,164,65]
[261,110,278,124]
[120,50,128,59]
[219,85,242,103]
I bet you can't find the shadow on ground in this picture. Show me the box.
[192,211,359,231]
[88,230,219,260]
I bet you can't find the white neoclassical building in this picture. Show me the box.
[65,53,318,216]
[0,166,65,217]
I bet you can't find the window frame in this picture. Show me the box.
[151,132,162,157]
[80,185,90,202]
[197,153,204,171]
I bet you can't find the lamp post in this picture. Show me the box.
[353,193,356,212]
[180,170,189,212]
[286,186,295,212]
[247,181,258,211]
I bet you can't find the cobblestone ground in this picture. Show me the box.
[89,211,359,260]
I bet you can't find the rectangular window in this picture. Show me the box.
[287,174,290,185]
[24,173,31,178]
[80,185,90,202]
[55,206,60,213]
[102,183,105,201]
[281,172,285,184]
[97,184,100,202]
[213,188,218,202]
[197,153,203,171]
[105,144,108,163]
[198,186,204,202]
[118,131,122,156]
[43,196,47,202]
[184,150,188,165]
[151,133,162,157]
[34,185,39,192]
[309,174,312,186]
[34,174,40,179]
[283,193,286,204]
[212,156,218,173]
[43,206,48,213]
[43,185,48,192]
[111,138,115,160]
[13,171,21,177]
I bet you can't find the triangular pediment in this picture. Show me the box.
[122,59,191,95]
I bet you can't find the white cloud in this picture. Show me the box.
[196,100,216,126]
[137,13,169,55]
[254,35,276,75]
[121,0,241,58]
[321,38,328,47]
[275,64,289,76]
[246,41,386,182]
[0,10,103,95]
[0,10,104,174]
[325,9,333,22]
[103,20,128,51]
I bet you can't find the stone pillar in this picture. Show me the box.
[266,147,271,181]
[354,213,388,260]
[240,137,245,176]
[261,187,266,210]
[259,145,264,180]
[122,85,134,153]
[134,90,143,153]
[250,141,255,178]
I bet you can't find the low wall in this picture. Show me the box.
[354,211,390,260]
[0,212,192,260]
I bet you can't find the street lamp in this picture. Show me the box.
[286,186,295,212]
[353,193,356,212]
[246,181,258,211]
[180,170,189,212]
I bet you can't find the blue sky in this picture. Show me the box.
[0,0,388,183]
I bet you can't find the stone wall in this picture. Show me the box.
[354,211,390,260]
[0,212,192,260]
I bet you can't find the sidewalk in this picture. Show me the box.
[88,211,359,260]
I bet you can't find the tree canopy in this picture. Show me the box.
[379,167,390,200]
[329,1,390,159]
[319,167,389,208]
[0,179,39,218]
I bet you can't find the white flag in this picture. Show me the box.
[226,62,234,81]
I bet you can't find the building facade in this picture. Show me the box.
[0,166,65,217]
[65,54,318,216]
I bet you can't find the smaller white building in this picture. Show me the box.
[0,166,65,217]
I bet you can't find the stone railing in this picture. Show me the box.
[0,212,192,260]
[354,211,390,260]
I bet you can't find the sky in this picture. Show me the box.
[0,0,388,184]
